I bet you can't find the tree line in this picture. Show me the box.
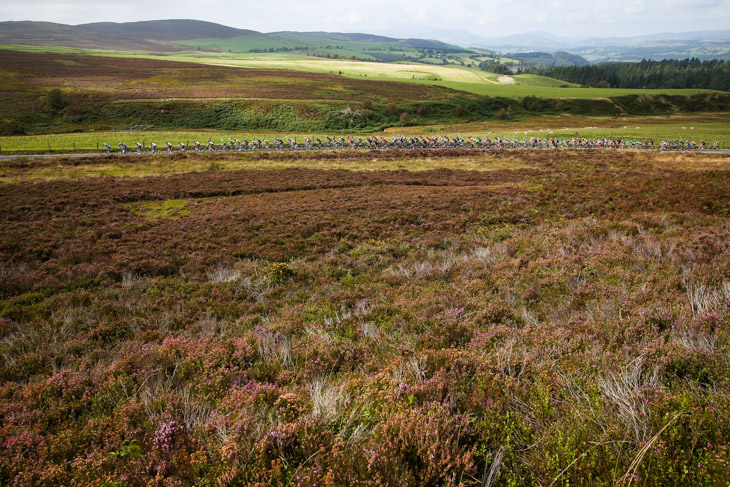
[533,58,730,91]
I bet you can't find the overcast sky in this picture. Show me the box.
[1,0,729,39]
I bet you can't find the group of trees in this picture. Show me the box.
[535,58,730,91]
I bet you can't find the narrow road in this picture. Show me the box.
[1,149,729,161]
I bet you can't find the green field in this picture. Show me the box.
[0,113,727,156]
[0,44,711,99]
[177,31,488,64]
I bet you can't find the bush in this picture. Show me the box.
[264,262,294,283]
[46,89,68,112]
[0,119,24,136]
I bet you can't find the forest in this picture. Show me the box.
[534,58,730,91]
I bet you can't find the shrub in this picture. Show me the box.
[46,89,69,112]
[264,262,294,284]
[399,112,411,126]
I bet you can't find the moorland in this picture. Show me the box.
[1,149,730,486]
[1,18,730,487]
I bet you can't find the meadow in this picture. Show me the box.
[2,47,729,142]
[1,149,729,486]
[1,112,728,157]
[0,44,712,98]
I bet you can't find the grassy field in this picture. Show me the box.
[391,113,730,145]
[176,33,507,67]
[0,150,537,183]
[0,44,712,99]
[2,147,729,184]
[135,54,711,98]
[1,113,727,155]
[1,150,729,485]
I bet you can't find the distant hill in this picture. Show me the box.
[269,31,461,50]
[505,51,589,68]
[174,30,474,63]
[0,21,182,51]
[77,19,261,42]
[2,20,729,62]
[0,20,466,57]
[0,19,262,52]
[465,29,730,62]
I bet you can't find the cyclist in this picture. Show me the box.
[150,142,157,153]
[118,142,127,154]
[103,143,112,154]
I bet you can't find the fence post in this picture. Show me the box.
[48,142,51,152]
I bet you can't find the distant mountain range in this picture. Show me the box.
[1,19,729,63]
[0,20,462,53]
[374,26,730,61]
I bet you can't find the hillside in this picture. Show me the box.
[0,19,262,52]
[77,19,262,41]
[469,29,730,62]
[0,21,181,51]
[269,31,463,50]
[0,20,473,59]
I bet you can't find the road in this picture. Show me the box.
[1,149,729,161]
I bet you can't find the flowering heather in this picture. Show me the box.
[0,150,729,485]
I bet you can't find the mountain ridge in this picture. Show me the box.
[1,19,729,62]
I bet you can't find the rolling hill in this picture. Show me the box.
[0,21,184,51]
[0,19,263,52]
[0,19,467,57]
[464,29,730,62]
[76,19,261,41]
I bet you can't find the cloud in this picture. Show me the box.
[0,0,729,38]
[667,0,723,6]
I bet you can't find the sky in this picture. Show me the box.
[1,0,729,39]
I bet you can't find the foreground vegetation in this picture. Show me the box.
[1,150,729,485]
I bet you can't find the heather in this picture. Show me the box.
[0,149,729,486]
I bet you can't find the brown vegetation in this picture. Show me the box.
[0,49,458,102]
[1,150,729,485]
